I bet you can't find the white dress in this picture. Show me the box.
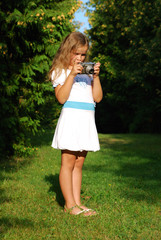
[51,69,100,152]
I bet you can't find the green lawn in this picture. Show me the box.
[0,131,161,240]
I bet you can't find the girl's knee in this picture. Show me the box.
[61,151,76,169]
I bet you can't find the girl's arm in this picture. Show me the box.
[55,74,74,104]
[92,63,103,103]
[55,62,83,104]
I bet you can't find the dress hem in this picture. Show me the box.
[51,145,100,152]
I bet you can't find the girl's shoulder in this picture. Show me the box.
[51,69,70,79]
[52,69,71,88]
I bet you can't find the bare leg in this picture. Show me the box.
[59,150,96,215]
[72,151,97,215]
[72,151,87,206]
[59,150,83,214]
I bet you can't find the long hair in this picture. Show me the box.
[49,32,89,83]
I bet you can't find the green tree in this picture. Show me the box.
[0,0,81,156]
[87,0,161,133]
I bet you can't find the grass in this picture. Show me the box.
[0,131,161,240]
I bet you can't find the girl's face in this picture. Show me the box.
[69,45,88,67]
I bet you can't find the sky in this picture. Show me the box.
[74,0,90,33]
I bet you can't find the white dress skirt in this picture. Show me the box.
[51,69,100,152]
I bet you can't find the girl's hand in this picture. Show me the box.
[70,60,83,77]
[94,62,101,77]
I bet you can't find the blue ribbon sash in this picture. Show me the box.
[63,101,95,111]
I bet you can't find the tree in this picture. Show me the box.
[87,0,161,133]
[0,0,82,156]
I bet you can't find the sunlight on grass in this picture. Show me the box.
[0,131,161,239]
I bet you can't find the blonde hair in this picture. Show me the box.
[49,32,89,82]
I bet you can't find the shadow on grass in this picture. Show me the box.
[0,159,35,238]
[0,217,34,238]
[0,157,33,208]
[84,134,161,203]
[44,174,64,207]
[0,129,55,238]
[0,129,54,203]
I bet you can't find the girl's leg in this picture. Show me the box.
[59,150,76,208]
[72,151,87,206]
[59,150,96,215]
[59,150,83,214]
[72,151,97,215]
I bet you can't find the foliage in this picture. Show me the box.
[0,131,161,239]
[0,0,82,156]
[87,0,161,133]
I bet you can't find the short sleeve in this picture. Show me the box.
[52,70,69,88]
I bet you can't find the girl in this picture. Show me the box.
[49,32,103,216]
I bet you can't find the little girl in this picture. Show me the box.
[49,32,103,216]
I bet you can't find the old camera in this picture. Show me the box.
[79,62,95,74]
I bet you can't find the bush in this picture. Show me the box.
[0,0,82,156]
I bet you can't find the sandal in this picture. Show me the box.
[78,206,98,216]
[64,205,86,215]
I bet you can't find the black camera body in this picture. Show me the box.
[79,62,95,74]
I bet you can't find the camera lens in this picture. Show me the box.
[86,65,94,74]
[88,69,94,74]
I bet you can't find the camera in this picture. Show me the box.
[79,62,95,74]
